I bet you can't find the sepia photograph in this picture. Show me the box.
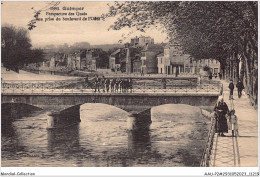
[1,1,258,176]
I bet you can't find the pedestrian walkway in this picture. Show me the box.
[209,80,258,167]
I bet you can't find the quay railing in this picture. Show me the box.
[1,78,222,94]
[200,116,217,167]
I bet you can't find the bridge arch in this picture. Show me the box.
[1,103,42,121]
[2,93,219,129]
[47,102,152,131]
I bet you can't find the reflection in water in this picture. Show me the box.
[1,103,210,167]
[128,130,152,156]
[127,130,163,166]
[47,125,80,155]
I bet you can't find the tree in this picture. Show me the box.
[104,1,258,107]
[28,2,61,31]
[1,25,44,71]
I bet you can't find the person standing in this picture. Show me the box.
[115,78,120,93]
[162,78,166,89]
[105,78,110,93]
[228,80,234,100]
[101,76,106,92]
[218,72,222,80]
[128,78,133,93]
[141,68,144,76]
[214,97,229,137]
[236,79,244,98]
[94,75,100,92]
[111,78,116,92]
[229,110,239,137]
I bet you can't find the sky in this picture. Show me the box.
[1,1,168,47]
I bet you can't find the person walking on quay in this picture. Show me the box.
[105,78,110,93]
[94,75,100,92]
[214,97,229,137]
[236,79,244,98]
[228,110,239,137]
[228,79,234,100]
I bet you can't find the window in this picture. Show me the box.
[161,58,163,64]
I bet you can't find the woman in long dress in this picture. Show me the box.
[214,97,229,136]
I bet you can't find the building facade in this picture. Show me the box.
[109,49,121,70]
[184,58,220,75]
[157,43,188,76]
[109,36,163,74]
[130,36,154,47]
[141,44,164,74]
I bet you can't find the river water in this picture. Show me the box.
[1,104,210,167]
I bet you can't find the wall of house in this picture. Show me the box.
[75,56,81,70]
[50,57,55,69]
[109,57,115,69]
[145,51,158,74]
[133,60,141,73]
[157,56,171,74]
[184,59,220,74]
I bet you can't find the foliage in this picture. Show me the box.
[1,25,44,71]
[203,65,211,72]
[104,1,257,61]
[95,51,109,68]
[28,2,61,30]
[104,1,258,106]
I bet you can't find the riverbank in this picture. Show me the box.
[1,67,80,81]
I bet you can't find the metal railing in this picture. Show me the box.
[200,116,216,167]
[1,78,222,94]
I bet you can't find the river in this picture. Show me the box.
[1,104,210,167]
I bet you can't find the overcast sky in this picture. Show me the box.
[1,1,168,47]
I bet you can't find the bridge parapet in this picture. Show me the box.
[1,79,222,95]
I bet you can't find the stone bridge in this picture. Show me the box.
[1,76,222,130]
[2,92,220,130]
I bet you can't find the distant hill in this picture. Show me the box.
[91,44,124,51]
[71,42,91,49]
[42,43,124,52]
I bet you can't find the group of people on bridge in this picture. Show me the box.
[86,75,133,93]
